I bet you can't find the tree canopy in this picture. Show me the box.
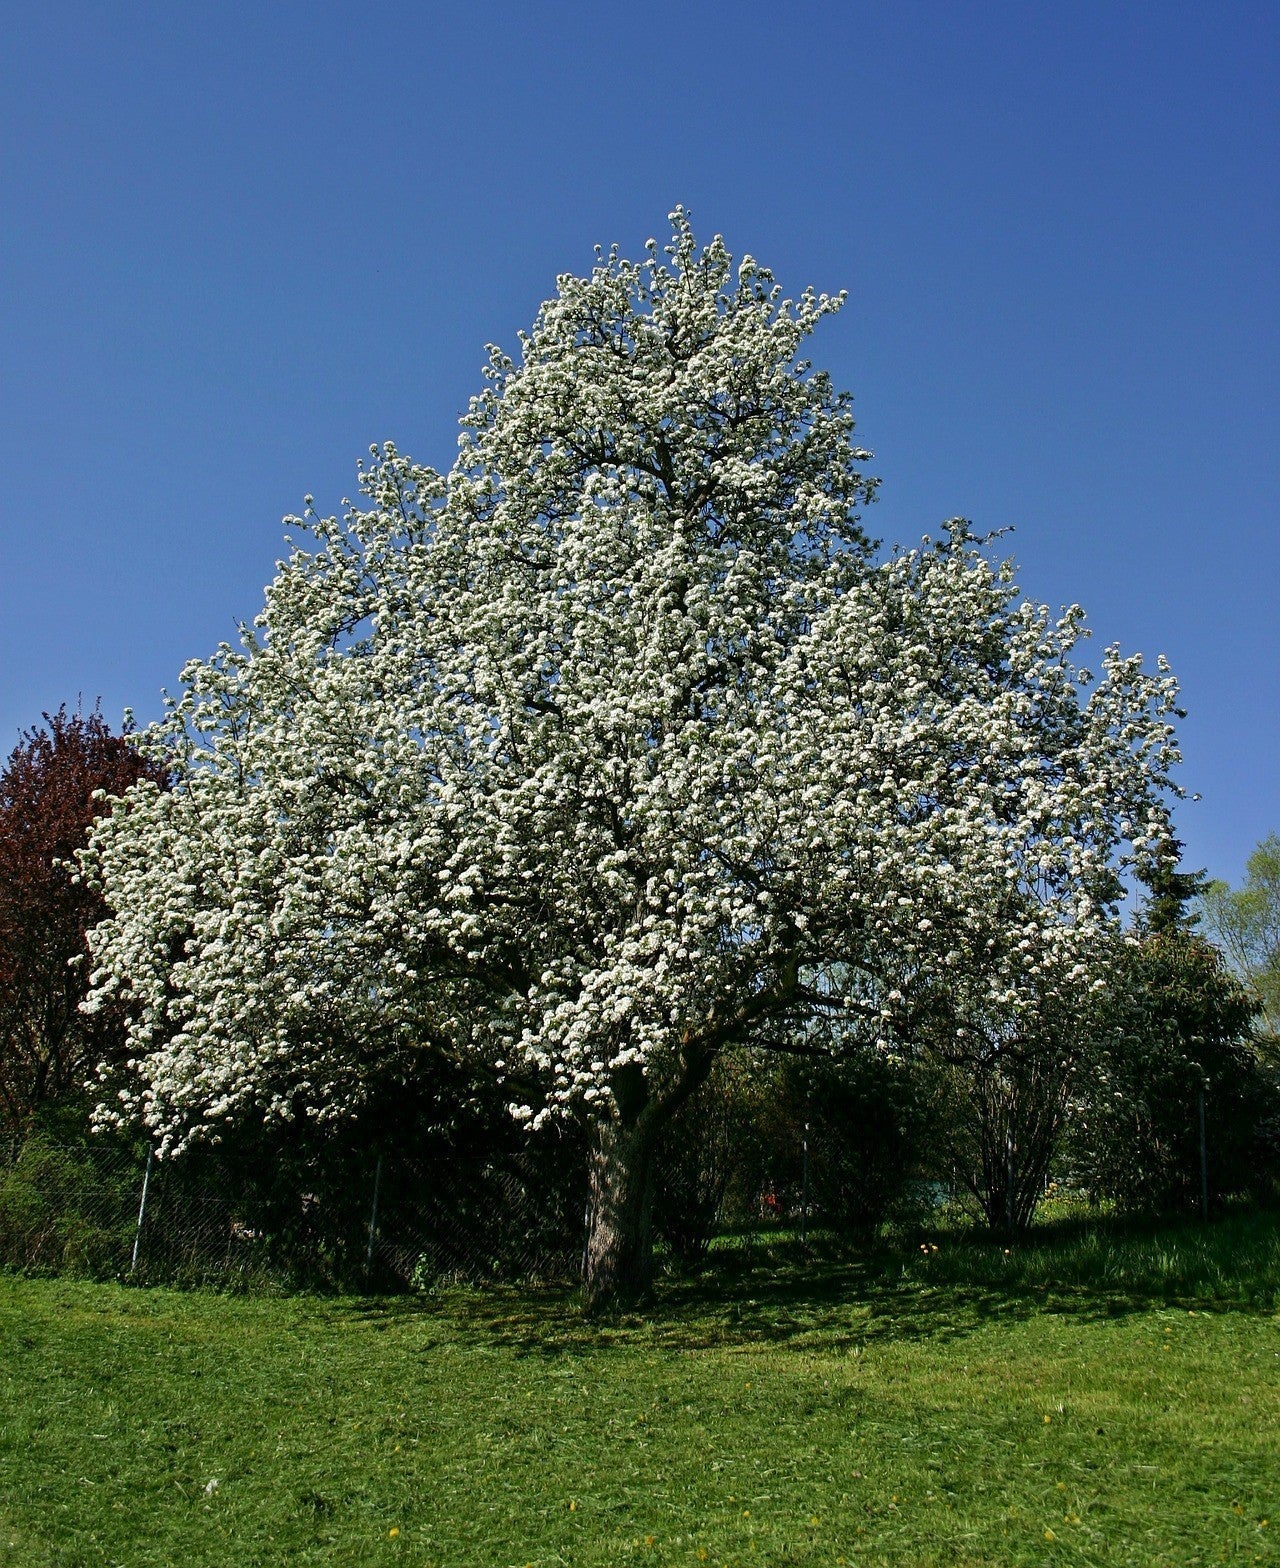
[0,707,164,1135]
[82,214,1184,1307]
[1200,834,1280,1049]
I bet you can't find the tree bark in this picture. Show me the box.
[581,1112,659,1315]
[579,1044,718,1314]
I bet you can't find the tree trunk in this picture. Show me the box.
[578,1045,719,1315]
[582,1114,658,1315]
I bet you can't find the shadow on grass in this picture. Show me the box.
[351,1203,1280,1359]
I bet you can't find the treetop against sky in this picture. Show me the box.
[1,3,1275,884]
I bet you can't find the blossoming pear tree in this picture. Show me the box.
[83,213,1182,1310]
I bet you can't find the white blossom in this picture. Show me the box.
[81,213,1181,1157]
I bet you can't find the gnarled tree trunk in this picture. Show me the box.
[579,1047,718,1314]
[582,1113,659,1314]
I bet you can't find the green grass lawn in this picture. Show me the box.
[2,1212,1278,1567]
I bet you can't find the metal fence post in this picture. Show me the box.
[800,1122,810,1246]
[130,1146,154,1275]
[1199,1088,1209,1220]
[1006,1133,1015,1235]
[365,1153,383,1272]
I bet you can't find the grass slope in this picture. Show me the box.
[1,1212,1278,1567]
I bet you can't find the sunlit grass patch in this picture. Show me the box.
[1,1208,1278,1566]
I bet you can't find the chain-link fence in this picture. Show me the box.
[0,1134,585,1291]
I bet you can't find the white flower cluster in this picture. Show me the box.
[81,213,1182,1153]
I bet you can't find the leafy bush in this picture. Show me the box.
[1,1046,591,1290]
[0,1136,136,1276]
[653,1052,778,1262]
[653,1047,938,1262]
[1069,931,1273,1211]
[772,1051,939,1237]
[125,1056,589,1290]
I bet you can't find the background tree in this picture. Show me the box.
[920,976,1097,1234]
[1135,832,1209,938]
[84,215,1184,1311]
[651,1050,776,1263]
[1069,928,1262,1211]
[771,1048,939,1238]
[0,708,165,1138]
[1200,834,1280,1051]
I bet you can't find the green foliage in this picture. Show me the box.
[652,1052,775,1263]
[653,1048,937,1263]
[1070,930,1270,1210]
[769,1051,939,1237]
[1131,832,1208,937]
[1201,831,1280,1046]
[0,1135,136,1276]
[927,995,1091,1237]
[152,1067,589,1291]
[0,1052,589,1291]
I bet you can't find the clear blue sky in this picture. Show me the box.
[2,1,1275,888]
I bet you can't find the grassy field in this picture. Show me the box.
[2,1210,1278,1567]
